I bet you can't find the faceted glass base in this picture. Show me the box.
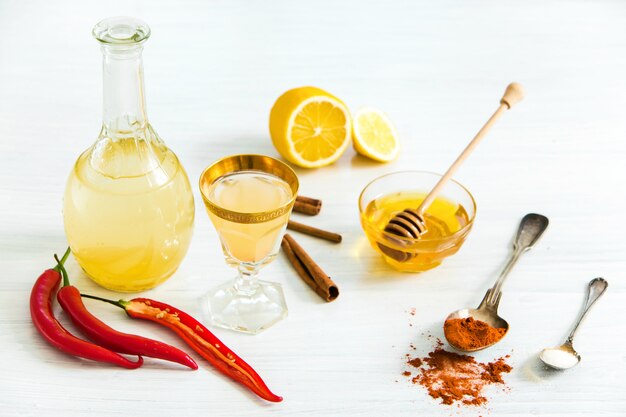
[203,279,288,334]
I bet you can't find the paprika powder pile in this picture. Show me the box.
[444,317,507,350]
[403,340,512,407]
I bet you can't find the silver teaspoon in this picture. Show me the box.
[445,213,549,352]
[540,277,608,370]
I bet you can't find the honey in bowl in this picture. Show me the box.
[358,171,476,272]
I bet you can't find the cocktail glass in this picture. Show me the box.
[199,154,299,334]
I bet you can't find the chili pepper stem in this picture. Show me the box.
[53,247,71,273]
[54,254,70,287]
[81,293,129,310]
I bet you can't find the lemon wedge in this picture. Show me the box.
[352,107,399,162]
[269,87,351,168]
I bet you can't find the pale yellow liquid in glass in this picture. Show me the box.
[63,140,195,292]
[204,171,292,264]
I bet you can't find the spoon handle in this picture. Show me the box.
[566,278,608,344]
[480,213,549,310]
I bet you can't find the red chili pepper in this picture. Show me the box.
[30,249,143,369]
[55,259,198,370]
[83,294,283,402]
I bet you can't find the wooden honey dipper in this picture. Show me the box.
[379,83,524,262]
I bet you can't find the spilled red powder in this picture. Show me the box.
[404,340,512,406]
[407,357,422,368]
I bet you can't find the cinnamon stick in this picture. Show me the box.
[287,220,342,243]
[281,234,339,302]
[293,195,322,216]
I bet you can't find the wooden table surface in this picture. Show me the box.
[1,1,625,416]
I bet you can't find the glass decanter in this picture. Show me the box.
[63,17,195,292]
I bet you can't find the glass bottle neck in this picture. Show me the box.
[101,45,148,135]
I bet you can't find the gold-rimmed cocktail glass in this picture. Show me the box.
[199,154,299,334]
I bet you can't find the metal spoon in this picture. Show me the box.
[540,277,608,370]
[444,213,549,352]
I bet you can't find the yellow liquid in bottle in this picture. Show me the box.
[361,192,472,272]
[63,139,195,292]
[203,171,292,264]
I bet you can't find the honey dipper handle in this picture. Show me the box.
[415,83,523,216]
[500,82,525,109]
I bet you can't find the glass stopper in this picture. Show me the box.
[93,16,151,45]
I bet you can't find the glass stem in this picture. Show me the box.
[235,263,261,296]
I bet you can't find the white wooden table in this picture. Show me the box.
[1,1,625,416]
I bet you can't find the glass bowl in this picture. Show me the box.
[358,171,476,272]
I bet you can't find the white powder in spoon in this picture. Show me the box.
[540,348,579,369]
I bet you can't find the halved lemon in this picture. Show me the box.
[352,107,399,162]
[269,87,351,168]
